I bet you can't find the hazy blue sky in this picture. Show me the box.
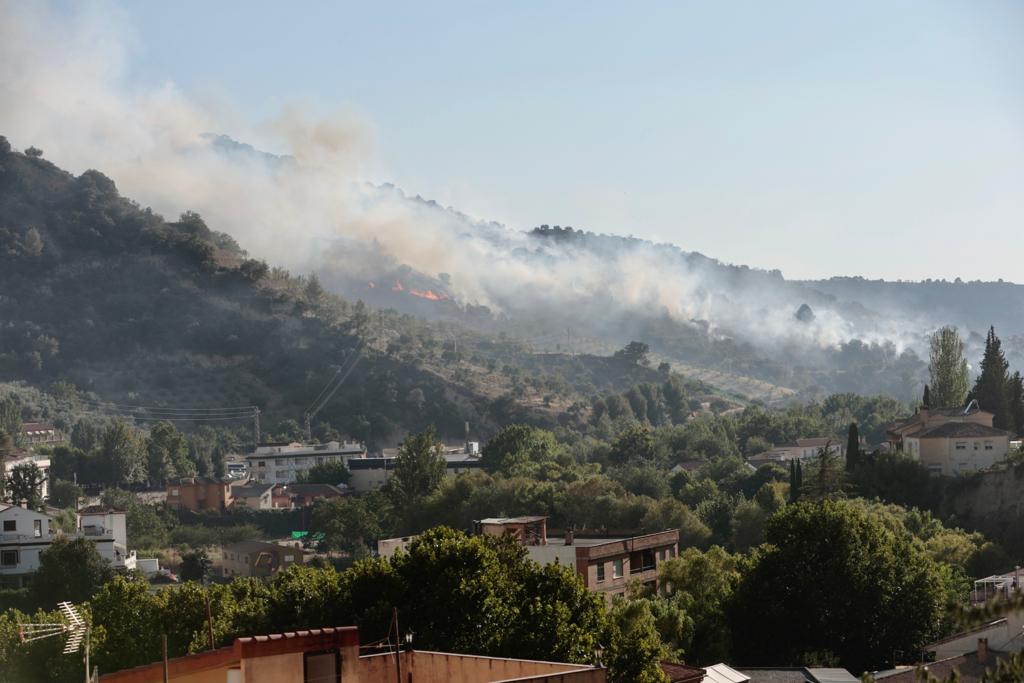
[104,2,1024,280]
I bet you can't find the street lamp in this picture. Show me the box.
[405,631,414,651]
[593,644,604,668]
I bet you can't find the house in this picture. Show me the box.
[873,639,1006,683]
[886,402,994,450]
[19,422,64,446]
[0,503,135,588]
[220,540,304,578]
[661,661,709,683]
[98,625,605,683]
[740,668,859,682]
[246,441,367,485]
[903,422,1011,476]
[283,483,347,508]
[377,535,417,559]
[78,506,136,571]
[479,517,678,603]
[166,476,244,512]
[230,483,276,510]
[1,450,51,500]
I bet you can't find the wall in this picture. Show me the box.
[242,652,303,683]
[358,651,601,683]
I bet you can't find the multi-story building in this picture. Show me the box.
[220,540,304,578]
[166,476,244,512]
[477,516,679,603]
[1,450,51,500]
[246,441,367,484]
[886,402,995,449]
[97,625,606,683]
[19,422,64,446]
[348,451,484,493]
[0,504,135,588]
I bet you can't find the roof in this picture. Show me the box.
[21,422,57,431]
[660,662,707,683]
[78,506,126,515]
[926,618,1007,648]
[873,650,1008,682]
[478,516,547,525]
[704,663,752,683]
[284,483,345,496]
[232,485,274,498]
[222,540,290,554]
[806,669,859,683]
[739,668,814,683]
[913,422,1010,439]
[794,438,837,448]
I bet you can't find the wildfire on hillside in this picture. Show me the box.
[409,288,449,301]
[392,280,405,292]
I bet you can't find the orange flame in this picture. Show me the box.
[409,288,449,301]
[392,280,405,292]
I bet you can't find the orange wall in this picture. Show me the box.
[242,652,303,683]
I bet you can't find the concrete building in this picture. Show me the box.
[230,484,276,510]
[903,422,1011,476]
[348,453,484,493]
[478,517,679,602]
[220,540,303,578]
[886,403,995,449]
[283,483,347,508]
[246,441,367,485]
[20,422,64,446]
[0,504,135,588]
[166,477,244,513]
[98,625,605,683]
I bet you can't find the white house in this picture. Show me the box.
[245,441,367,484]
[0,504,135,589]
[1,451,51,500]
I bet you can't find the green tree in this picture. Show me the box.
[928,326,969,409]
[146,421,190,486]
[100,420,146,484]
[180,548,213,582]
[1009,372,1024,437]
[603,600,667,683]
[481,424,560,474]
[804,444,846,500]
[386,427,446,524]
[297,459,351,485]
[845,423,861,471]
[730,500,947,674]
[30,536,115,609]
[608,422,658,466]
[309,496,381,557]
[922,384,931,409]
[3,462,46,509]
[48,479,83,509]
[972,327,1012,429]
[614,341,651,367]
[659,546,741,663]
[0,398,22,448]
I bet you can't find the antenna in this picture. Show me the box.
[19,601,93,682]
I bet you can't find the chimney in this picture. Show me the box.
[564,529,574,546]
[978,638,989,664]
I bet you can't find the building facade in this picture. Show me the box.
[220,540,304,578]
[166,477,241,512]
[246,441,367,485]
[903,422,1011,475]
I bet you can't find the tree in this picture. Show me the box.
[298,460,351,485]
[146,421,190,486]
[614,341,650,367]
[22,228,43,257]
[730,500,947,674]
[659,546,741,663]
[603,600,667,683]
[48,479,83,509]
[100,420,146,484]
[180,548,213,583]
[928,326,969,409]
[3,463,46,509]
[1009,372,1024,437]
[972,327,1012,429]
[481,424,560,474]
[30,536,115,608]
[845,423,861,472]
[922,384,931,409]
[309,497,381,557]
[24,146,43,158]
[608,422,658,466]
[386,427,446,518]
[804,444,846,500]
[0,398,22,448]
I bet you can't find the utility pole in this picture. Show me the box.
[392,607,402,683]
[162,634,169,683]
[253,407,261,446]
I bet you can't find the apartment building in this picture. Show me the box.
[220,540,304,578]
[245,441,367,484]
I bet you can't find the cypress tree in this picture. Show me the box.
[795,460,803,497]
[1009,372,1024,438]
[845,423,861,471]
[922,384,931,409]
[789,460,799,503]
[972,326,1011,429]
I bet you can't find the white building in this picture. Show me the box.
[245,441,367,484]
[0,503,135,589]
[348,450,485,493]
[1,451,51,500]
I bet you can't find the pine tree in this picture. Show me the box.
[1009,372,1024,438]
[845,423,861,472]
[972,326,1012,429]
[928,326,970,409]
[922,384,931,409]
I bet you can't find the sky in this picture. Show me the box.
[25,1,1024,281]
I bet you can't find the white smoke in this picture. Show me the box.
[0,2,924,356]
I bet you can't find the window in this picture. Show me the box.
[33,520,42,538]
[985,441,994,450]
[596,563,605,583]
[284,554,294,562]
[955,442,967,451]
[974,442,980,451]
[1,550,17,566]
[2,520,15,532]
[304,650,340,683]
[170,488,179,496]
[612,559,623,579]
